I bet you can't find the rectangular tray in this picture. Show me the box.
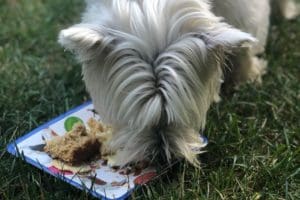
[7,102,157,200]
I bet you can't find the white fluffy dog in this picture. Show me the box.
[58,0,299,167]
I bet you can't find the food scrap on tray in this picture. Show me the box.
[50,159,92,174]
[44,118,112,166]
[42,117,154,182]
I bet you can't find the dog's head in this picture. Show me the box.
[59,0,255,166]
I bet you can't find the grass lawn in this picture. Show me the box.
[0,0,299,199]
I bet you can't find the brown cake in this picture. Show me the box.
[44,123,101,165]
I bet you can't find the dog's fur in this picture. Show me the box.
[59,0,299,167]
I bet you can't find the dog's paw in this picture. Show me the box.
[248,57,267,85]
[280,0,300,20]
[232,56,267,88]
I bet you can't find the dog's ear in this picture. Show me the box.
[59,25,103,51]
[208,26,257,49]
[58,24,111,62]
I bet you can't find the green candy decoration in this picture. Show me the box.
[64,116,84,132]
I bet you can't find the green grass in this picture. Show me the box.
[0,0,299,199]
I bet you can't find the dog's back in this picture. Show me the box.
[212,0,270,54]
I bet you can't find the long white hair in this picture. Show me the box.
[59,0,254,166]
